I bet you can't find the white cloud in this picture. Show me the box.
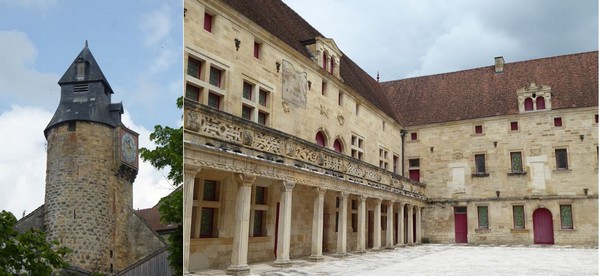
[0,105,51,217]
[138,4,172,48]
[0,30,59,108]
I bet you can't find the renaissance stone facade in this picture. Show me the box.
[184,0,598,274]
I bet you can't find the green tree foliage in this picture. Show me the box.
[0,210,71,275]
[139,97,183,275]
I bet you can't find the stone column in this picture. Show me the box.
[355,195,367,254]
[385,200,394,249]
[373,198,382,250]
[396,203,405,247]
[309,187,326,261]
[183,166,200,273]
[336,191,349,256]
[274,181,295,267]
[407,204,414,245]
[227,173,256,275]
[416,206,422,244]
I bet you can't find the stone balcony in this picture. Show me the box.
[184,99,426,201]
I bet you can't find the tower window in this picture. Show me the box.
[76,58,86,80]
[68,122,76,132]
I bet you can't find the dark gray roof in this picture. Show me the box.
[45,44,122,136]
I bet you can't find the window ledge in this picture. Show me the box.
[249,236,270,242]
[470,133,485,137]
[472,173,490,178]
[558,228,576,231]
[507,171,527,176]
[553,169,572,173]
[475,228,491,233]
[510,229,529,233]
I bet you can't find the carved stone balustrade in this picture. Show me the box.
[184,100,426,200]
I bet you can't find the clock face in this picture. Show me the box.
[121,132,137,165]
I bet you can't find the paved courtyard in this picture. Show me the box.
[191,244,598,276]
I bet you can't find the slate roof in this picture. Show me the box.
[135,207,178,234]
[220,0,399,122]
[381,51,598,127]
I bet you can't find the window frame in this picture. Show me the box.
[555,148,569,170]
[559,204,574,230]
[512,205,525,229]
[477,205,489,229]
[204,13,213,33]
[474,154,487,175]
[510,151,524,173]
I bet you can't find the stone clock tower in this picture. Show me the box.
[43,43,145,273]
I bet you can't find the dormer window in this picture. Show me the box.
[76,58,86,80]
[302,36,343,79]
[517,82,552,113]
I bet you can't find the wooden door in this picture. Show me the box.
[367,211,374,248]
[533,208,554,244]
[454,207,467,243]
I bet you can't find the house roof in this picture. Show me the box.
[381,51,598,127]
[135,207,177,233]
[220,0,399,122]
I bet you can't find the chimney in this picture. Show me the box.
[494,56,505,73]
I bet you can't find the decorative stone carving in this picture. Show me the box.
[452,152,463,160]
[319,105,329,118]
[337,115,344,125]
[241,130,253,146]
[282,101,291,113]
[285,142,295,157]
[254,132,283,154]
[530,148,542,156]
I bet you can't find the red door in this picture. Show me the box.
[533,208,554,244]
[454,207,467,243]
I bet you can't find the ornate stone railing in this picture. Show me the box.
[184,100,426,200]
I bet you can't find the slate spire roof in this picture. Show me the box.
[45,42,123,136]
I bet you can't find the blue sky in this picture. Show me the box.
[0,0,182,216]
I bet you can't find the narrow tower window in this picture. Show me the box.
[76,58,86,80]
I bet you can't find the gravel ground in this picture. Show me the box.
[190,244,598,276]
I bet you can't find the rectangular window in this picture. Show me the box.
[258,89,268,106]
[409,158,420,182]
[253,42,261,59]
[595,114,598,124]
[209,67,222,87]
[257,111,268,126]
[185,84,200,102]
[554,117,563,127]
[338,91,344,106]
[477,206,489,229]
[187,57,202,79]
[510,121,519,131]
[253,210,265,236]
[207,92,221,109]
[355,103,360,115]
[510,152,523,172]
[203,180,218,201]
[475,125,483,134]
[513,205,525,229]
[204,13,213,32]
[255,186,267,205]
[393,155,399,174]
[379,148,389,170]
[410,132,418,141]
[321,81,327,96]
[200,208,216,237]
[242,105,253,120]
[382,121,386,131]
[555,149,568,169]
[242,82,253,100]
[351,134,364,160]
[475,154,486,174]
[560,205,573,229]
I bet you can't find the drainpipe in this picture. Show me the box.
[400,129,407,177]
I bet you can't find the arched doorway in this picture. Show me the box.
[533,208,554,244]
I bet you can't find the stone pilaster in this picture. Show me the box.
[396,203,405,247]
[407,204,414,245]
[336,191,349,257]
[356,195,367,254]
[274,181,295,267]
[416,206,422,244]
[227,173,256,275]
[385,200,395,249]
[183,166,201,273]
[309,187,326,261]
[373,198,382,250]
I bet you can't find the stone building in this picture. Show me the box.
[183,0,597,274]
[15,44,172,275]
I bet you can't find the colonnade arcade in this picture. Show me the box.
[183,166,425,275]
